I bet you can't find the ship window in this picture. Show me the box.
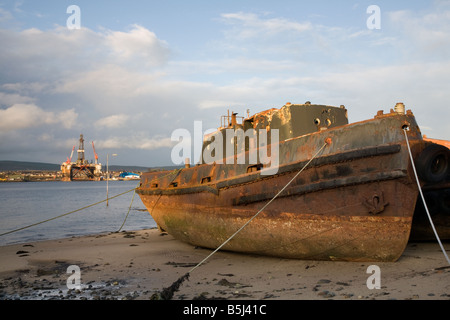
[201,176,212,184]
[326,119,331,126]
[247,164,263,173]
[169,182,178,188]
[314,118,321,126]
[151,183,158,188]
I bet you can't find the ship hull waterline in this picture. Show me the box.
[140,180,416,262]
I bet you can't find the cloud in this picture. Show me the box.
[387,7,450,60]
[198,99,244,110]
[220,12,312,39]
[0,104,77,132]
[57,108,78,129]
[95,114,130,128]
[0,26,99,83]
[105,24,170,67]
[0,91,35,106]
[0,24,170,84]
[0,104,43,131]
[216,12,316,59]
[96,135,175,150]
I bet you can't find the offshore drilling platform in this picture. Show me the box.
[61,134,102,181]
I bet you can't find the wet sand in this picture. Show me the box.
[0,228,449,301]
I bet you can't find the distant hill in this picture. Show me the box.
[0,161,60,171]
[0,160,181,172]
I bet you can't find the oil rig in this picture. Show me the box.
[61,134,102,181]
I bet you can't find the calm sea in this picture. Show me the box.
[0,180,157,246]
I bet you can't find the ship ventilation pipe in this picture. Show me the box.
[394,102,405,114]
[231,112,237,126]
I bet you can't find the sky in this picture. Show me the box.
[1,0,450,167]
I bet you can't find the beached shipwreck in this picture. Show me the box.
[137,102,450,262]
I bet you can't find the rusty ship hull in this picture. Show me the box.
[137,103,450,262]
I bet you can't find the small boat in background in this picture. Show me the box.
[118,172,141,180]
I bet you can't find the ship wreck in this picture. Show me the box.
[137,102,450,262]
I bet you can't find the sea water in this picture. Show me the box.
[0,180,156,246]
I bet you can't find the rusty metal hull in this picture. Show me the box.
[137,108,447,261]
[140,181,415,262]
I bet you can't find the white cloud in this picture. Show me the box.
[387,8,450,60]
[105,24,170,67]
[0,26,98,64]
[220,12,312,39]
[0,24,170,85]
[215,12,317,59]
[0,104,42,131]
[53,64,155,97]
[96,135,175,150]
[0,91,34,106]
[169,58,297,77]
[95,114,130,128]
[198,99,244,110]
[57,108,78,129]
[0,104,78,132]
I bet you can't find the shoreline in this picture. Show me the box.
[0,228,449,300]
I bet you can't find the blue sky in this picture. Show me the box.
[1,1,450,167]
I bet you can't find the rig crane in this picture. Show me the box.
[92,141,99,165]
[66,146,75,164]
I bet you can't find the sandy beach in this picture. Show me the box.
[0,228,449,302]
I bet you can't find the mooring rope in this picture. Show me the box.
[0,168,182,238]
[189,142,328,274]
[403,128,450,265]
[159,140,330,299]
[117,181,141,232]
[0,187,137,238]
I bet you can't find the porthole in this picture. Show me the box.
[201,176,212,184]
[247,164,263,173]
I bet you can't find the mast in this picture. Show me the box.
[77,134,85,164]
